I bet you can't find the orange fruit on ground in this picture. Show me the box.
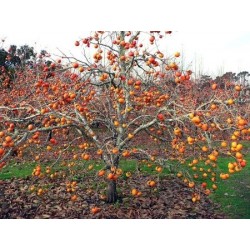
[131,189,138,196]
[204,189,211,195]
[188,182,195,188]
[91,207,101,214]
[71,195,77,201]
[201,182,207,188]
[155,166,163,173]
[126,172,132,177]
[192,159,199,164]
[149,181,156,187]
[147,180,155,187]
[202,173,208,178]
[192,197,197,202]
[88,165,94,170]
[137,191,142,197]
[116,168,123,175]
[177,172,182,178]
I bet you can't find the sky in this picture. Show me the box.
[173,31,250,76]
[1,1,250,77]
[1,30,250,77]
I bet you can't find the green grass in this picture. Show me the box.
[0,159,154,180]
[1,153,249,218]
[0,161,37,179]
[210,155,250,219]
[182,153,250,218]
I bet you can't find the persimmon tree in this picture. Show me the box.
[0,31,249,203]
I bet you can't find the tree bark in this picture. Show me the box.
[46,130,52,142]
[107,180,118,203]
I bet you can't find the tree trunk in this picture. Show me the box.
[107,180,118,203]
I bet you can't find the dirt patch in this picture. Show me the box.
[0,174,225,219]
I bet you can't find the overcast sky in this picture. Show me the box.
[1,0,250,77]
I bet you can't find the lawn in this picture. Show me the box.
[0,154,249,218]
[210,155,250,219]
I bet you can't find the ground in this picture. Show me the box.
[0,173,225,219]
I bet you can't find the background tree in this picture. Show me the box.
[197,74,213,89]
[0,43,53,89]
[214,71,238,89]
[237,71,249,86]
